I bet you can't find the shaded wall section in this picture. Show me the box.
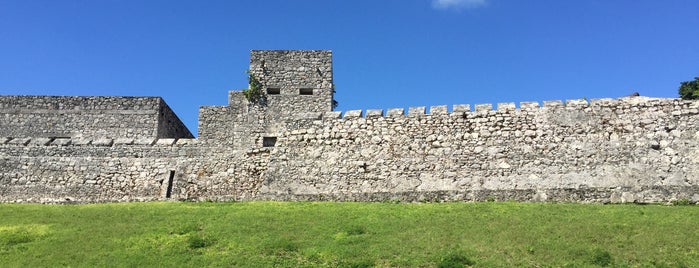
[0,96,193,139]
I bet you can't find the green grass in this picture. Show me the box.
[0,202,698,267]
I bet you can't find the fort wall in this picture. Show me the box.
[1,96,697,203]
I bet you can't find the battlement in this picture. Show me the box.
[289,96,698,120]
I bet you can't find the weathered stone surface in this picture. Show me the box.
[323,111,342,119]
[134,138,156,145]
[408,106,426,116]
[155,138,176,146]
[0,96,192,139]
[113,138,134,145]
[430,105,448,115]
[520,102,539,109]
[91,138,113,147]
[453,104,470,113]
[475,103,492,112]
[386,108,404,117]
[28,138,52,146]
[50,138,72,146]
[365,109,384,118]
[497,102,516,111]
[7,137,30,146]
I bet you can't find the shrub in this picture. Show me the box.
[679,77,699,100]
[242,70,266,106]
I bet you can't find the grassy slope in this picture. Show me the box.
[0,202,697,267]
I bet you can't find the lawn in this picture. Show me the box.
[1,201,697,267]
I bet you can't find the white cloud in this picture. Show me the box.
[432,0,487,10]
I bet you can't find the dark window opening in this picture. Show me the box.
[263,137,277,147]
[267,88,280,95]
[299,88,314,95]
[165,171,175,198]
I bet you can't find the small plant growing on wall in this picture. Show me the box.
[242,70,267,106]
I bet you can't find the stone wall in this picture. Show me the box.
[0,138,265,203]
[0,96,192,139]
[1,96,698,204]
[252,97,699,203]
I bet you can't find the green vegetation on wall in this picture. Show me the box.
[242,70,266,106]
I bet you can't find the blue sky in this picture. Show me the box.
[1,0,698,135]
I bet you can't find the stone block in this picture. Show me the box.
[323,111,342,119]
[386,108,404,117]
[452,104,470,113]
[28,138,52,146]
[7,137,30,146]
[589,98,616,106]
[497,102,516,111]
[344,110,363,118]
[565,99,588,107]
[430,105,448,115]
[50,138,72,146]
[298,112,322,120]
[176,138,197,145]
[134,138,156,145]
[155,138,176,146]
[71,138,92,146]
[91,138,113,147]
[520,102,539,109]
[408,106,426,116]
[474,104,492,112]
[365,109,384,118]
[543,100,564,108]
[113,138,134,145]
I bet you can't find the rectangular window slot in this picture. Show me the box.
[299,88,314,95]
[263,137,277,147]
[165,170,175,198]
[266,88,281,95]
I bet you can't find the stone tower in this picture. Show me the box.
[200,50,335,147]
[227,50,334,116]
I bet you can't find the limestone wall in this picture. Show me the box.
[250,97,699,203]
[0,96,193,139]
[0,138,266,203]
[1,96,697,204]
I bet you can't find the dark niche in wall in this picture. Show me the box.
[299,88,314,95]
[267,88,281,95]
[263,137,277,147]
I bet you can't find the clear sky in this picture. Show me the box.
[1,0,698,135]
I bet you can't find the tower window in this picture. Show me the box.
[266,88,280,95]
[299,88,314,95]
[263,137,277,147]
